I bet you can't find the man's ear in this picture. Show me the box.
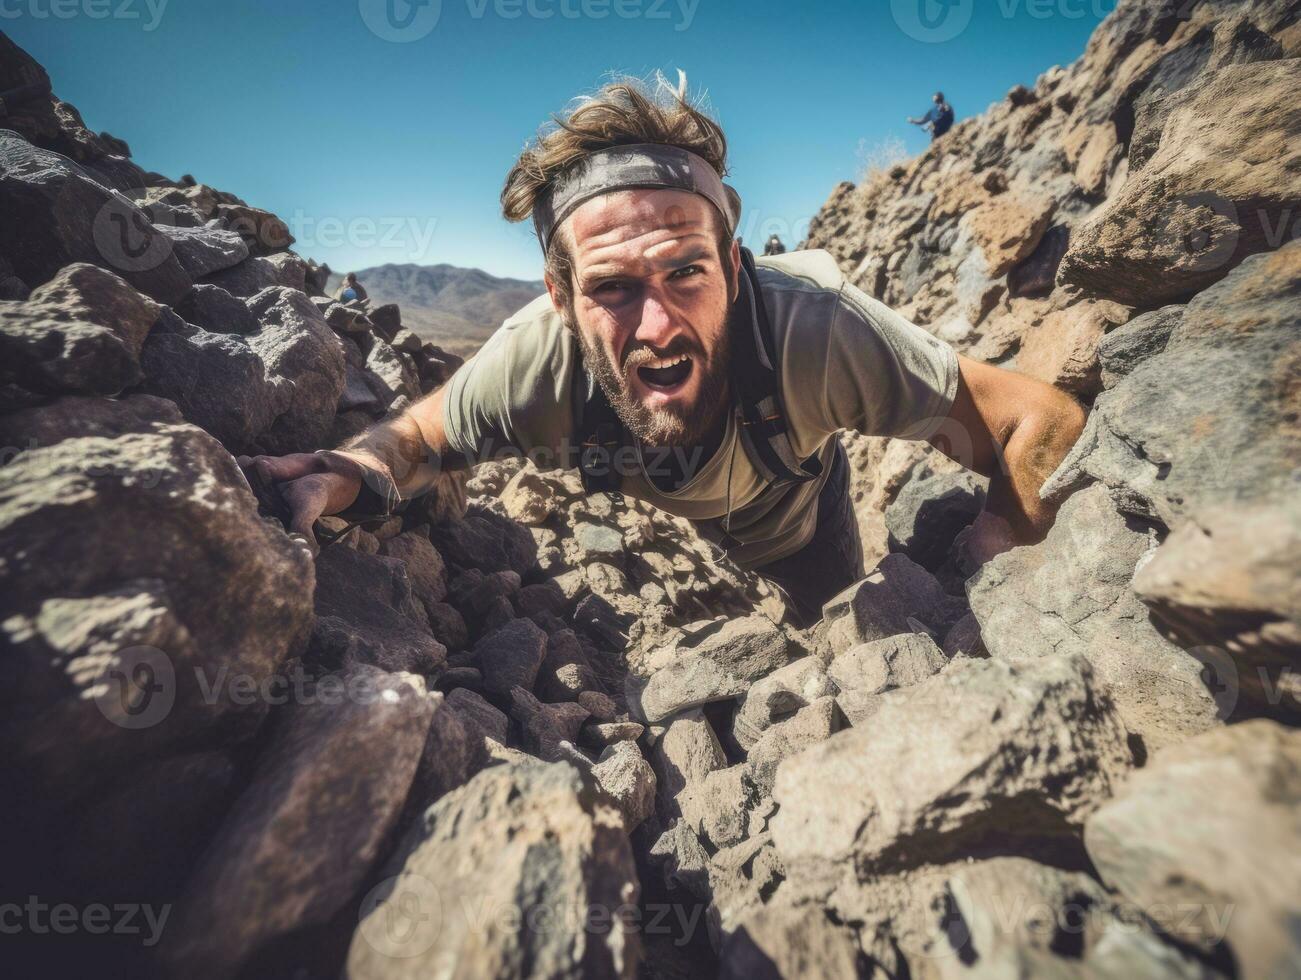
[544,272,561,313]
[728,236,742,303]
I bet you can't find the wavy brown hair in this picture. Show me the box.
[501,71,734,316]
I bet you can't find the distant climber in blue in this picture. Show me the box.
[909,92,955,141]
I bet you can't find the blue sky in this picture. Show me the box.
[6,0,1109,280]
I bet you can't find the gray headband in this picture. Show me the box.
[532,142,742,254]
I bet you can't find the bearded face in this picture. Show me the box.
[549,188,740,450]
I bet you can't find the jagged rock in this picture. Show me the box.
[379,529,449,607]
[591,739,656,832]
[1044,244,1301,667]
[475,617,548,698]
[745,696,846,795]
[1007,223,1070,298]
[771,655,1132,882]
[1015,298,1131,398]
[0,395,313,805]
[174,282,260,335]
[161,667,436,980]
[445,686,509,744]
[311,545,446,674]
[423,600,469,652]
[960,191,1054,278]
[828,632,949,724]
[706,833,786,951]
[637,616,790,723]
[720,904,862,980]
[1060,59,1301,305]
[969,485,1221,750]
[733,656,836,750]
[365,336,421,405]
[536,627,600,702]
[509,686,590,761]
[576,521,626,565]
[215,201,293,256]
[1097,303,1183,387]
[347,762,639,979]
[203,251,307,297]
[649,819,711,898]
[0,131,191,303]
[819,554,966,655]
[0,262,160,400]
[885,467,987,571]
[1086,720,1301,978]
[409,689,484,808]
[501,466,561,524]
[429,506,538,575]
[244,286,347,454]
[941,612,987,659]
[581,721,644,750]
[679,764,753,850]
[156,221,248,279]
[646,707,727,821]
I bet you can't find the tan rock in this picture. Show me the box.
[1016,298,1131,396]
[961,193,1055,278]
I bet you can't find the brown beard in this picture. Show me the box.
[573,312,732,449]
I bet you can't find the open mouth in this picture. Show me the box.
[636,353,694,391]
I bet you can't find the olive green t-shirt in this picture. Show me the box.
[442,249,959,569]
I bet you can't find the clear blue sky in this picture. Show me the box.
[6,0,1108,280]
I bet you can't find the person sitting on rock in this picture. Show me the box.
[335,272,369,307]
[909,91,955,141]
[763,234,786,256]
[243,73,1084,627]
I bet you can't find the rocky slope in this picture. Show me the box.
[323,263,546,358]
[0,3,1298,977]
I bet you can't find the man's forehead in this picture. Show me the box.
[564,188,716,259]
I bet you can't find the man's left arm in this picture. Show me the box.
[931,354,1087,562]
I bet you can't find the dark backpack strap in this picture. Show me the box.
[571,354,626,496]
[733,246,823,488]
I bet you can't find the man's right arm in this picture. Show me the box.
[238,385,464,546]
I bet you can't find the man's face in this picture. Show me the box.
[546,188,740,448]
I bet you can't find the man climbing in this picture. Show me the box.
[242,75,1084,627]
[335,271,369,306]
[909,91,955,141]
[763,234,786,256]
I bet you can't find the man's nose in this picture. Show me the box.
[633,292,676,349]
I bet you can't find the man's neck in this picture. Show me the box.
[642,403,730,494]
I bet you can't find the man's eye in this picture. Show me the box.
[671,265,703,279]
[596,281,628,295]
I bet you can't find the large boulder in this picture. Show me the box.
[968,485,1222,750]
[0,262,161,403]
[346,761,640,979]
[771,655,1132,884]
[1060,59,1301,305]
[159,667,437,980]
[818,554,966,656]
[1085,720,1301,979]
[0,395,314,805]
[1045,243,1301,668]
[156,221,249,279]
[0,130,190,303]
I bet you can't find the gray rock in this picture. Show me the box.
[638,616,790,722]
[575,521,626,565]
[733,655,836,750]
[423,600,469,652]
[347,761,639,979]
[446,686,509,743]
[649,819,711,898]
[379,530,449,608]
[1097,304,1183,388]
[678,764,754,850]
[476,617,548,698]
[509,686,590,762]
[745,696,846,795]
[968,485,1221,751]
[828,632,949,695]
[429,506,538,576]
[771,655,1133,882]
[202,251,306,298]
[161,667,436,980]
[591,739,656,832]
[646,707,726,823]
[0,262,160,400]
[174,282,260,335]
[1086,721,1301,979]
[156,221,248,279]
[820,554,966,655]
[886,467,987,571]
[720,904,862,980]
[0,395,314,807]
[0,131,191,304]
[311,545,447,675]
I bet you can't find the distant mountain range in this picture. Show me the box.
[326,263,545,357]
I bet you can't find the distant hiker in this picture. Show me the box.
[909,91,955,141]
[335,272,369,306]
[763,234,787,256]
[246,74,1085,627]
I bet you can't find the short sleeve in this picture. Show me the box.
[440,309,577,467]
[779,279,960,445]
